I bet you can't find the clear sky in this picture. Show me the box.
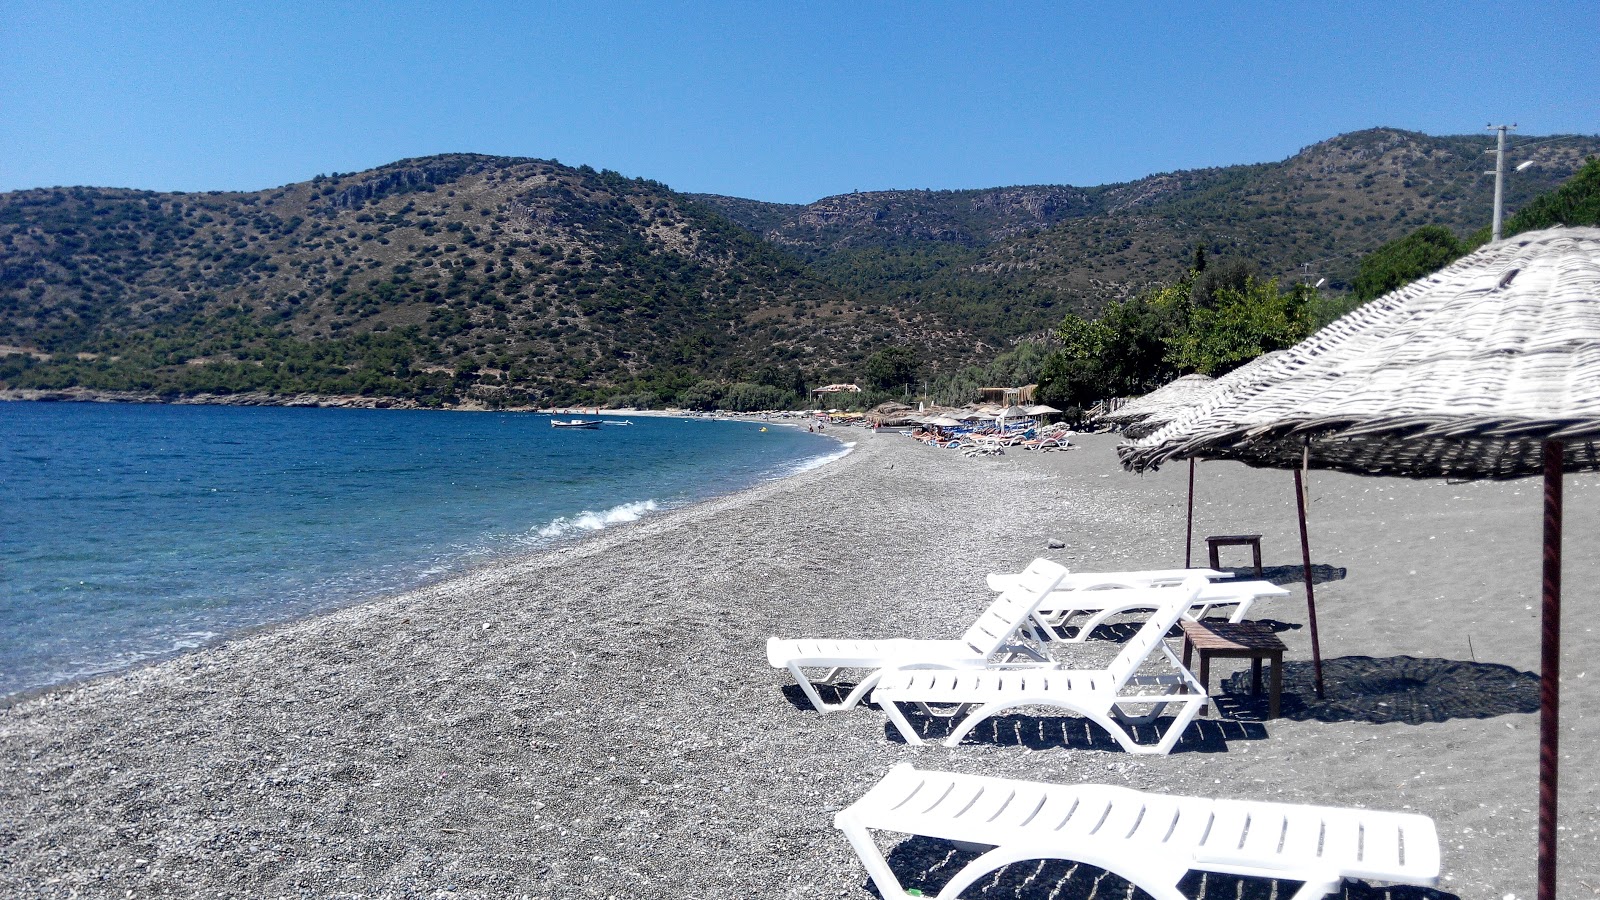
[2,1,1595,204]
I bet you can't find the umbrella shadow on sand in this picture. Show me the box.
[1214,655,1539,725]
[871,837,1460,899]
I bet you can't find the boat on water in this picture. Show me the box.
[550,419,603,429]
[605,419,635,426]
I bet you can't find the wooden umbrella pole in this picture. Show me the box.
[1293,467,1324,698]
[1185,458,1196,568]
[1538,439,1563,900]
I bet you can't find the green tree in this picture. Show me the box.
[863,345,918,392]
[677,379,724,410]
[1351,225,1464,302]
[722,382,794,411]
[1166,276,1313,375]
[1503,155,1600,236]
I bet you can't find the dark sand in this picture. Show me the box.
[1,430,1595,898]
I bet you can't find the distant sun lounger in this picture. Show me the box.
[835,764,1441,900]
[766,559,1068,713]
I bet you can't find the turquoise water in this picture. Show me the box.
[0,402,843,697]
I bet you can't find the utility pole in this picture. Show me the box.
[1487,123,1517,242]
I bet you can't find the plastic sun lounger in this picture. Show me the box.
[985,567,1232,593]
[872,577,1209,753]
[766,558,1069,713]
[1033,578,1290,642]
[835,764,1441,900]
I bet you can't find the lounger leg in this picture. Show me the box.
[835,819,917,900]
[1070,609,1120,642]
[1149,696,1206,754]
[877,698,928,746]
[839,671,885,712]
[786,663,834,712]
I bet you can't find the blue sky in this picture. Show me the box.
[2,1,1595,203]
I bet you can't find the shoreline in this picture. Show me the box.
[0,387,836,420]
[2,430,1594,897]
[1,420,853,709]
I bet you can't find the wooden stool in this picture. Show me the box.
[1206,533,1263,578]
[1179,619,1286,718]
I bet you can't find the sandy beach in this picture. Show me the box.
[2,429,1596,899]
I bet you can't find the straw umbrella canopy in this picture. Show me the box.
[1117,351,1290,568]
[1098,373,1215,433]
[1122,353,1286,440]
[996,404,1031,430]
[1120,226,1600,900]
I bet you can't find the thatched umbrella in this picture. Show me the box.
[1097,373,1216,433]
[1119,352,1290,567]
[1120,226,1600,900]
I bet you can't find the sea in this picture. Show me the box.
[0,401,845,698]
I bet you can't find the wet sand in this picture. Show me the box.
[1,430,1595,898]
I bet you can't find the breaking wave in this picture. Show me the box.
[536,499,660,539]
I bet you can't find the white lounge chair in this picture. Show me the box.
[766,559,1068,714]
[1033,578,1289,642]
[835,764,1441,900]
[985,567,1229,593]
[872,576,1208,753]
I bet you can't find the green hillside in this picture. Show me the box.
[705,129,1600,339]
[2,129,1596,409]
[0,156,964,406]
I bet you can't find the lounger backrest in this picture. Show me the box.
[1104,576,1206,688]
[960,558,1068,656]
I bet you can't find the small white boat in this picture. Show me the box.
[604,419,635,426]
[551,419,603,429]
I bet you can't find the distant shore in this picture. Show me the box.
[0,387,838,421]
[2,430,1594,897]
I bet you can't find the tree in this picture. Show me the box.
[721,382,793,411]
[1351,225,1464,302]
[1166,276,1313,375]
[864,345,918,392]
[677,379,724,410]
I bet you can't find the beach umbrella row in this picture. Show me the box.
[1120,226,1600,900]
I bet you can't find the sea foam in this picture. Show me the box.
[790,441,855,474]
[536,499,660,539]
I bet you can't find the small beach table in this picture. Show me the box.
[1179,619,1285,719]
[1205,533,1263,578]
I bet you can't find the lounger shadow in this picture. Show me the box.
[882,710,1264,753]
[871,836,1460,900]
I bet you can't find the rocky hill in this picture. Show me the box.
[0,156,967,406]
[700,129,1600,337]
[2,129,1596,407]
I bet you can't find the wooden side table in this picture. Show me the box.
[1206,533,1264,578]
[1179,619,1286,718]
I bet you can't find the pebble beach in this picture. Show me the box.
[2,429,1596,899]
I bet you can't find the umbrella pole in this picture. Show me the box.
[1185,459,1195,568]
[1293,467,1324,698]
[1538,440,1562,900]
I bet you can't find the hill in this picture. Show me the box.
[2,129,1597,408]
[699,129,1600,339]
[0,156,971,406]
